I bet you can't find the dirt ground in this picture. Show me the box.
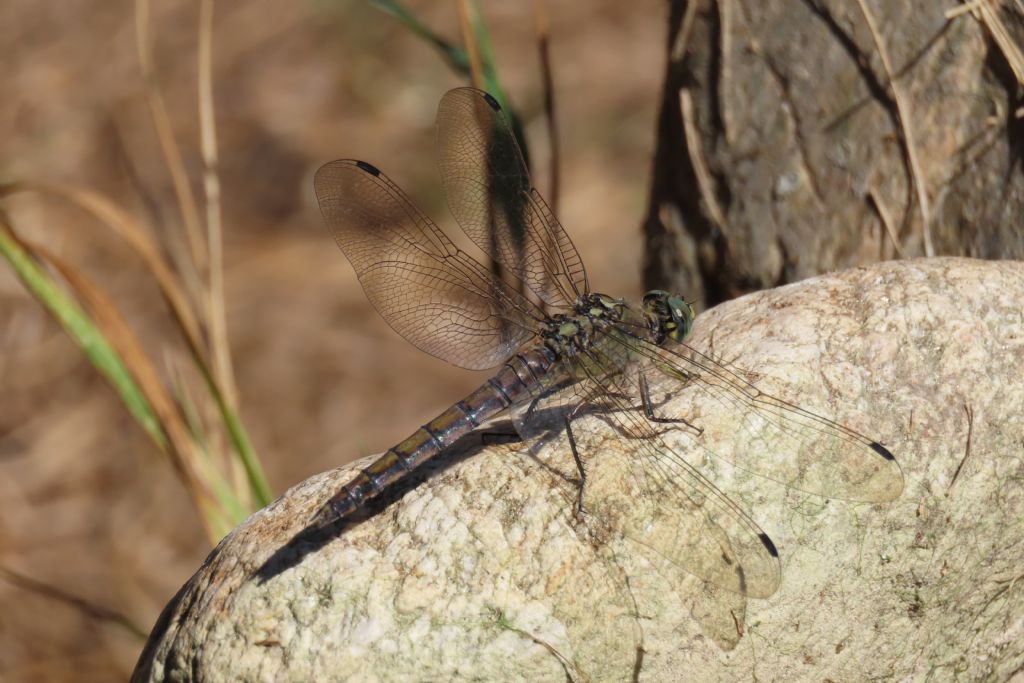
[0,1,667,679]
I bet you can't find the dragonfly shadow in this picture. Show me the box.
[253,421,522,584]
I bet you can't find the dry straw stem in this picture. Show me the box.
[855,0,935,257]
[456,0,485,89]
[0,181,204,353]
[0,215,164,451]
[670,0,701,62]
[197,0,238,411]
[867,186,907,259]
[0,181,271,532]
[28,243,246,537]
[134,0,208,275]
[679,89,728,232]
[948,0,1024,116]
[0,213,242,539]
[716,0,737,147]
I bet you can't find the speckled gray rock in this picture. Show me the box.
[133,258,1024,682]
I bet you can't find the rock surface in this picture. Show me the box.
[133,258,1024,682]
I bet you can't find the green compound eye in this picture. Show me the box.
[667,296,694,340]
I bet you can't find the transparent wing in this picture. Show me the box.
[509,341,782,599]
[603,325,905,503]
[314,159,545,370]
[436,87,588,308]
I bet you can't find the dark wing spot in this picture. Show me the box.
[759,533,779,558]
[482,92,501,111]
[870,442,896,461]
[354,160,381,176]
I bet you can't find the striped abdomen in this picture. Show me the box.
[313,347,559,526]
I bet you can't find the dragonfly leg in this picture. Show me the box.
[521,376,577,425]
[563,406,589,516]
[639,373,703,435]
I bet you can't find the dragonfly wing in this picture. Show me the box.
[508,347,782,599]
[314,159,543,370]
[436,87,588,308]
[605,327,905,503]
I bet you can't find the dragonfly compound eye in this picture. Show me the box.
[665,295,694,341]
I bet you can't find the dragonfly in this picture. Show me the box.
[311,87,903,599]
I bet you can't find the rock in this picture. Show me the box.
[133,258,1024,682]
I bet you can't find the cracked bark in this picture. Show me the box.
[133,259,1024,681]
[645,0,1024,310]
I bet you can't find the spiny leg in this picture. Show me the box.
[563,402,591,517]
[639,373,703,435]
[580,374,703,440]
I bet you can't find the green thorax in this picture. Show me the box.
[540,290,695,359]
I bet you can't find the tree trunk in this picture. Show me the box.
[644,0,1024,309]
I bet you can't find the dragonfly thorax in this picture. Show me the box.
[642,290,695,345]
[540,293,627,358]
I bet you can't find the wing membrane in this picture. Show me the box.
[314,159,544,370]
[509,342,782,599]
[436,87,588,308]
[604,326,905,503]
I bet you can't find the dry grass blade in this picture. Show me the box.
[135,0,208,276]
[456,0,485,88]
[0,181,204,358]
[671,0,702,62]
[23,238,242,537]
[868,186,906,259]
[198,0,238,410]
[0,181,270,522]
[0,215,166,451]
[855,0,936,257]
[1,214,244,538]
[951,0,1024,113]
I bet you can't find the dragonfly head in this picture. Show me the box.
[642,290,695,345]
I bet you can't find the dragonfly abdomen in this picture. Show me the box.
[314,347,559,527]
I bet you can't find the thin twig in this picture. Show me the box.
[532,0,560,212]
[198,0,238,410]
[0,565,149,640]
[679,89,728,232]
[948,403,975,491]
[855,0,935,257]
[456,0,484,88]
[867,186,906,258]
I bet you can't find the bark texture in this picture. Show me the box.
[133,259,1024,682]
[645,0,1024,308]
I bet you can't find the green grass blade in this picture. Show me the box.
[190,352,273,507]
[0,224,168,450]
[370,0,470,74]
[467,1,505,107]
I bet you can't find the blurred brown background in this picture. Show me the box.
[0,1,668,679]
[5,0,1021,678]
